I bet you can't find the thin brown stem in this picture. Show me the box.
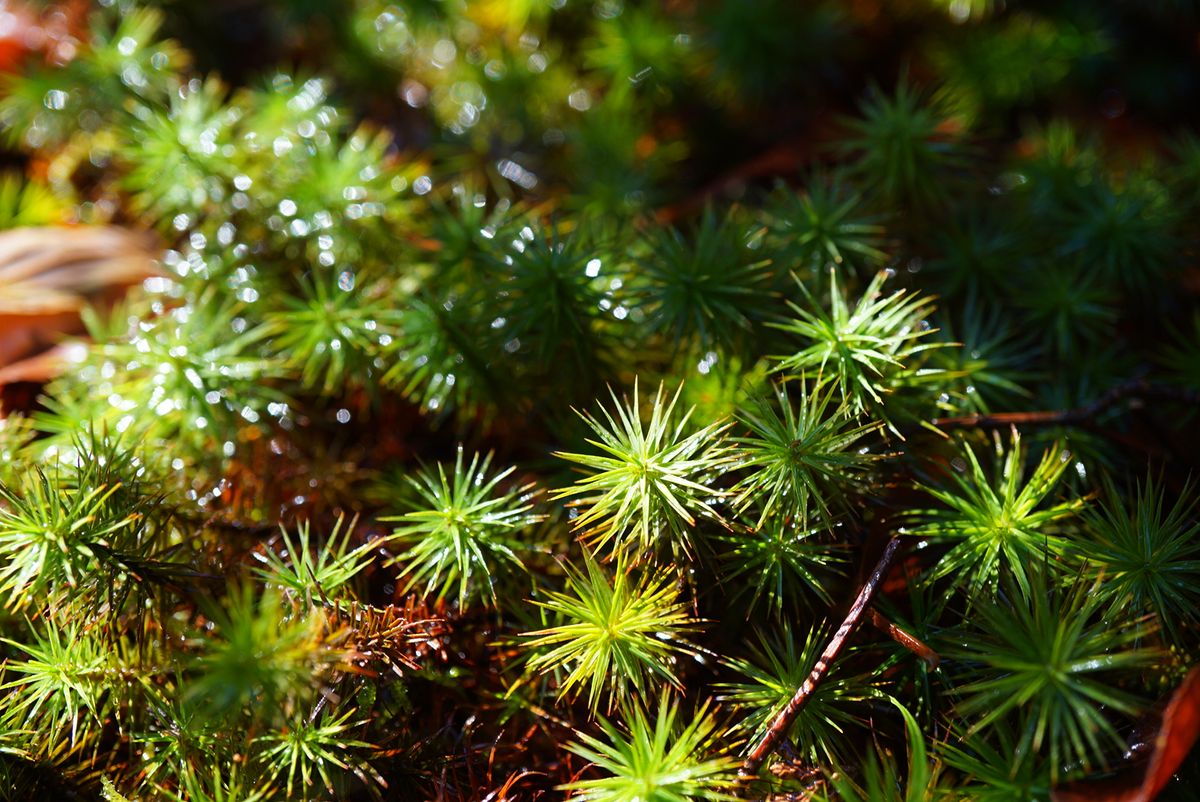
[867,608,939,669]
[740,537,902,778]
[928,379,1200,432]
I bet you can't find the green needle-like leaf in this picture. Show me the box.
[634,206,775,351]
[270,271,400,395]
[907,432,1084,598]
[253,515,375,605]
[0,622,114,747]
[0,470,135,611]
[1075,474,1200,646]
[947,570,1158,780]
[812,698,945,802]
[770,270,945,422]
[560,694,739,802]
[523,553,700,714]
[383,448,540,608]
[732,382,882,531]
[186,584,330,717]
[838,77,967,212]
[554,380,732,559]
[717,517,846,617]
[254,708,381,800]
[763,174,889,276]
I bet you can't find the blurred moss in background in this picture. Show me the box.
[0,0,1199,800]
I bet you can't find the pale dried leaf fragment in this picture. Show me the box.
[0,226,157,382]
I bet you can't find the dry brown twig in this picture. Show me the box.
[740,537,902,778]
[928,378,1200,432]
[867,608,939,669]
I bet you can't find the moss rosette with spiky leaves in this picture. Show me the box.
[0,2,1194,799]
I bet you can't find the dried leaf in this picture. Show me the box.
[0,341,85,385]
[0,226,157,382]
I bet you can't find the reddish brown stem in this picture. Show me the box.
[929,379,1200,432]
[867,608,939,669]
[740,538,902,777]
